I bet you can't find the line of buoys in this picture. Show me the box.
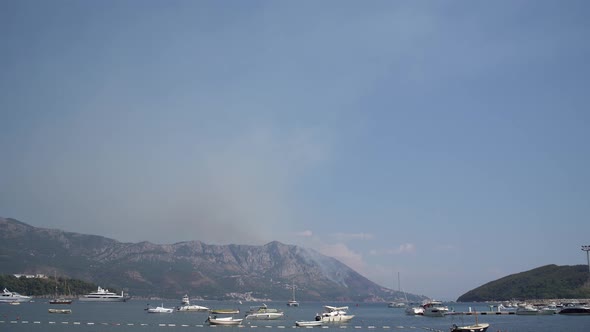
[0,320,442,330]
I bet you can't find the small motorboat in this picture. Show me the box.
[48,308,72,314]
[206,315,243,326]
[295,320,323,327]
[245,303,284,320]
[315,305,354,322]
[146,303,174,313]
[451,322,489,332]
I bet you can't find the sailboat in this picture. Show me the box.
[287,280,299,307]
[450,311,489,332]
[49,273,72,305]
[388,272,407,308]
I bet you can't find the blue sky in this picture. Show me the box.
[1,1,589,300]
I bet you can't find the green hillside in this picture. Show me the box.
[0,274,102,297]
[457,264,590,302]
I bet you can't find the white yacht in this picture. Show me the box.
[315,305,354,322]
[405,305,425,315]
[177,294,209,311]
[515,304,539,315]
[147,303,174,313]
[245,303,284,320]
[0,288,32,303]
[422,300,449,317]
[78,286,129,302]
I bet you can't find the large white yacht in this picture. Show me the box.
[177,294,209,311]
[0,288,32,303]
[78,286,129,302]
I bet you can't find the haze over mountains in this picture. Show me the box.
[0,217,424,302]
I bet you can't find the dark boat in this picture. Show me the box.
[558,305,590,315]
[49,297,73,305]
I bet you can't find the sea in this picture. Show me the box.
[1,300,588,332]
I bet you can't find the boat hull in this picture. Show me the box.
[246,312,284,320]
[317,314,354,322]
[79,297,128,302]
[558,307,590,315]
[48,309,72,314]
[207,316,243,325]
[210,309,240,314]
[296,321,323,327]
[451,323,489,332]
[177,305,209,312]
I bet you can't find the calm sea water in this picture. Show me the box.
[1,300,588,332]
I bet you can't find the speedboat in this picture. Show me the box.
[0,288,32,303]
[388,301,406,308]
[245,303,284,320]
[207,316,243,326]
[78,286,129,302]
[147,303,174,313]
[177,294,209,311]
[422,300,449,317]
[295,320,323,327]
[210,308,240,314]
[405,306,424,315]
[315,305,354,322]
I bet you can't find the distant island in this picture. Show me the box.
[457,264,590,301]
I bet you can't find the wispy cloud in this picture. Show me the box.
[319,243,366,272]
[387,243,416,255]
[295,230,313,237]
[330,232,374,241]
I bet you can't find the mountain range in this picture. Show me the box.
[0,217,423,302]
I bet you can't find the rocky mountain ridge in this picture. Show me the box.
[0,217,423,302]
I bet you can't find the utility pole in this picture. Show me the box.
[582,245,590,274]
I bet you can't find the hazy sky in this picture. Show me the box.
[2,1,589,300]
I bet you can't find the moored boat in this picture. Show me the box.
[451,322,489,332]
[405,306,425,315]
[422,300,449,317]
[49,298,72,305]
[177,294,209,311]
[451,311,489,332]
[78,286,129,302]
[287,281,299,307]
[210,308,240,314]
[295,320,323,327]
[315,305,354,322]
[558,305,590,315]
[147,303,174,313]
[0,288,32,303]
[515,305,539,315]
[206,315,243,326]
[245,303,284,320]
